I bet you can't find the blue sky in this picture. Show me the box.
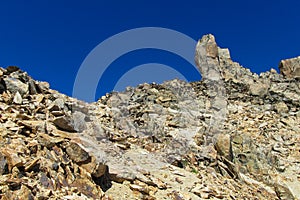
[1,1,300,101]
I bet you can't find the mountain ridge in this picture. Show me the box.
[0,34,299,199]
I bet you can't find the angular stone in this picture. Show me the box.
[218,47,231,59]
[66,142,90,163]
[28,78,38,95]
[13,91,22,104]
[1,148,24,171]
[279,56,300,78]
[274,183,295,200]
[18,120,46,133]
[80,155,107,178]
[274,102,289,114]
[109,170,136,183]
[0,68,4,76]
[71,178,104,199]
[15,185,34,200]
[214,133,232,161]
[53,116,76,132]
[199,145,217,161]
[39,172,54,190]
[249,83,268,97]
[6,66,20,73]
[36,81,50,93]
[52,111,87,133]
[0,153,8,175]
[48,98,65,111]
[37,133,64,148]
[4,77,29,96]
[130,183,149,194]
[72,111,87,132]
[0,78,5,94]
[24,157,40,172]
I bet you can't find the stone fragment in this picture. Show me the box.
[52,111,86,133]
[37,133,64,148]
[130,183,149,194]
[18,120,46,134]
[218,47,231,59]
[13,91,22,104]
[53,116,76,132]
[249,83,268,97]
[270,68,277,73]
[66,142,90,163]
[24,157,40,172]
[279,56,300,78]
[149,177,167,189]
[28,78,38,95]
[109,170,136,183]
[71,178,104,199]
[6,66,20,73]
[0,153,8,175]
[0,78,6,94]
[39,172,54,190]
[274,102,289,114]
[0,67,4,76]
[1,148,24,171]
[214,133,232,161]
[274,183,295,200]
[15,185,34,200]
[36,81,50,92]
[199,145,217,161]
[48,98,65,111]
[80,155,107,178]
[72,111,87,132]
[4,77,29,96]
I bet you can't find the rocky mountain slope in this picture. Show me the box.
[0,34,299,200]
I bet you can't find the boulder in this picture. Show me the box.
[249,82,269,97]
[4,77,29,96]
[53,116,76,132]
[279,56,300,78]
[66,142,90,163]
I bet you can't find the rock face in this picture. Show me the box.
[0,35,300,199]
[279,56,300,78]
[195,34,227,142]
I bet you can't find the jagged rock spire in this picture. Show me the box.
[195,34,227,143]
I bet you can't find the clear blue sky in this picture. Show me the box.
[1,1,300,101]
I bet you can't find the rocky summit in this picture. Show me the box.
[0,34,300,200]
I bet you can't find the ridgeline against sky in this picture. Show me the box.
[1,1,300,99]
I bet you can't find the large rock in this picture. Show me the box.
[279,56,300,78]
[249,82,269,97]
[52,112,87,132]
[1,148,24,171]
[53,116,76,132]
[4,77,29,96]
[66,142,90,163]
[214,133,232,161]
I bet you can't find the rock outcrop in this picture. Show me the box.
[279,56,300,78]
[0,34,299,199]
